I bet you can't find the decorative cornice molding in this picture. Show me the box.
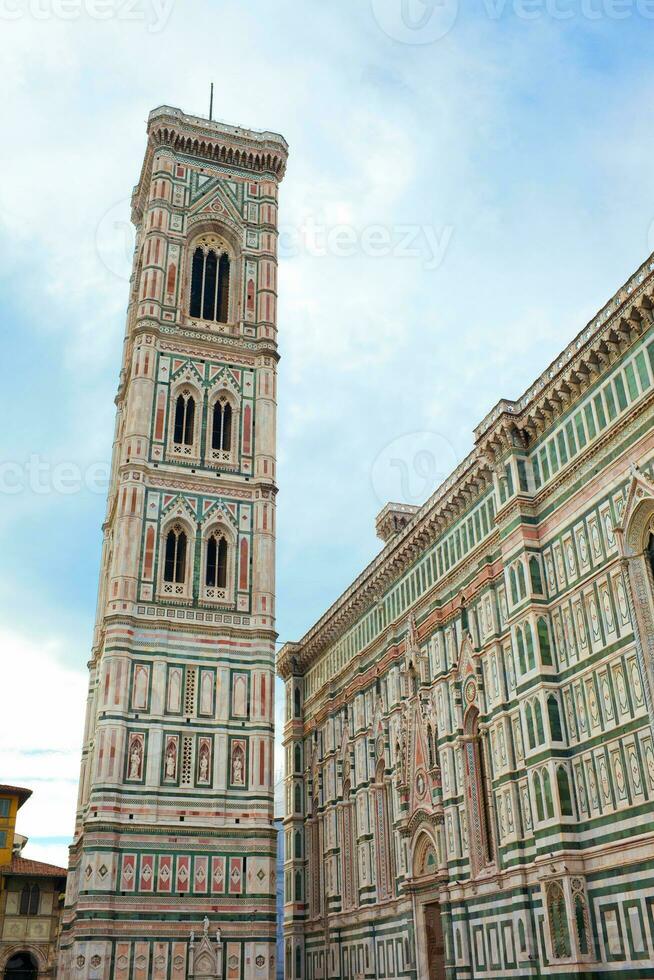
[277,251,654,682]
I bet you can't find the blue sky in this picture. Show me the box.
[1,0,654,866]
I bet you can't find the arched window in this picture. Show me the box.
[212,398,233,453]
[547,881,572,958]
[294,744,302,774]
[509,567,518,605]
[205,532,228,590]
[294,686,301,718]
[163,526,187,584]
[189,244,230,323]
[516,627,527,674]
[548,695,563,742]
[529,556,543,594]
[534,772,544,821]
[538,617,553,665]
[542,768,554,819]
[173,391,195,446]
[295,870,303,901]
[574,892,591,955]
[293,783,302,815]
[295,945,302,979]
[525,622,536,670]
[294,830,303,859]
[534,699,545,744]
[525,703,535,750]
[517,562,526,598]
[19,883,40,916]
[557,766,573,816]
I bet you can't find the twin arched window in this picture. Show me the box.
[212,399,232,453]
[163,525,187,584]
[173,391,195,447]
[161,524,233,602]
[19,883,40,916]
[190,246,230,323]
[206,532,228,589]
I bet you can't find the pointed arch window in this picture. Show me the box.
[172,389,196,453]
[548,695,563,742]
[547,881,572,958]
[210,394,236,464]
[189,243,230,323]
[557,766,573,816]
[163,525,187,586]
[206,533,227,589]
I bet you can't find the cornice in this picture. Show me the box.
[475,253,654,460]
[131,105,288,223]
[277,250,654,682]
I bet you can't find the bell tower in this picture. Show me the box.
[59,106,288,980]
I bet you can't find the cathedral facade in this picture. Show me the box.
[278,253,654,979]
[59,106,287,979]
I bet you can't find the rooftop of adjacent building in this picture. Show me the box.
[0,785,32,809]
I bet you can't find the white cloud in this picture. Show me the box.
[0,628,86,855]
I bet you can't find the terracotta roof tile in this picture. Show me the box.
[0,856,67,878]
[0,785,32,808]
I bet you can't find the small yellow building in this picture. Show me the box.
[0,786,66,979]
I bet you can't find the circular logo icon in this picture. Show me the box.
[370,430,459,508]
[95,197,135,282]
[371,0,459,45]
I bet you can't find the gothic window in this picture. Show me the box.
[525,622,536,670]
[294,686,301,718]
[294,830,303,859]
[548,695,563,742]
[206,533,228,589]
[529,556,543,594]
[294,783,302,815]
[295,946,302,979]
[546,881,572,958]
[542,768,554,818]
[163,525,187,585]
[211,397,233,454]
[19,883,39,916]
[294,744,302,774]
[517,562,526,598]
[534,771,544,821]
[173,391,195,446]
[538,617,553,665]
[534,699,545,743]
[572,882,591,956]
[295,870,303,901]
[516,626,526,674]
[525,703,535,750]
[557,766,573,816]
[509,567,518,605]
[189,243,230,323]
